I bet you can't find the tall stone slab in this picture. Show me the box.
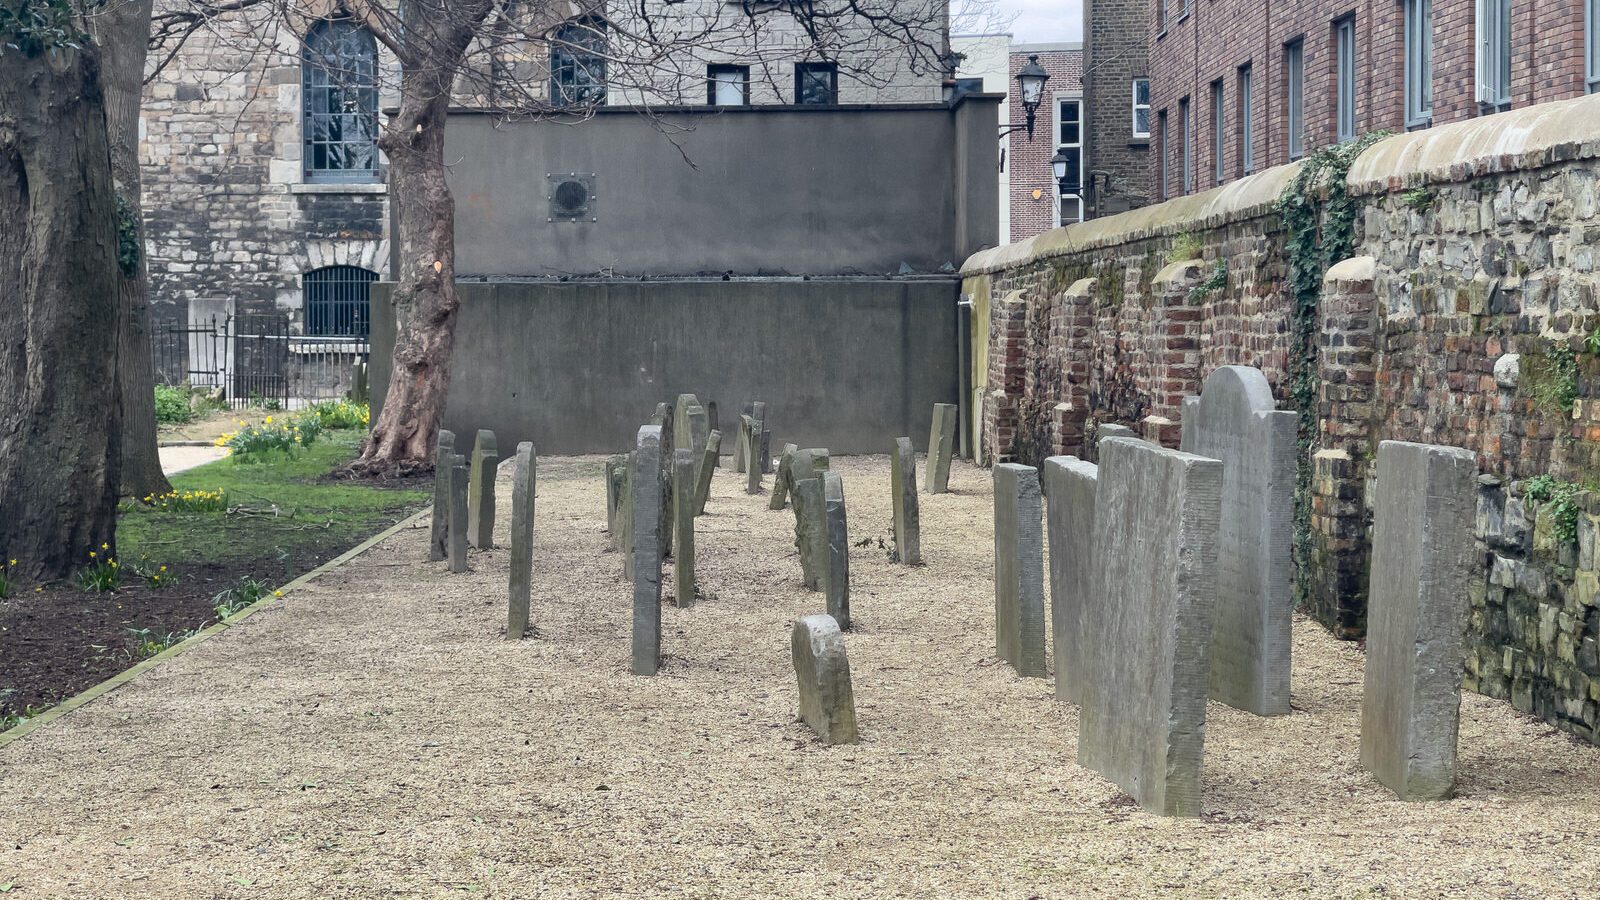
[759,430,772,475]
[792,476,828,591]
[672,449,696,608]
[792,614,859,745]
[1078,437,1222,817]
[621,451,636,581]
[994,464,1047,678]
[790,448,830,485]
[655,408,675,558]
[507,443,536,640]
[605,454,628,547]
[1089,423,1136,462]
[742,416,763,494]
[674,393,710,460]
[926,403,958,494]
[447,453,470,574]
[631,427,664,676]
[466,429,498,550]
[692,430,722,516]
[891,437,922,565]
[1179,366,1297,716]
[1043,455,1098,705]
[430,430,456,562]
[823,472,850,630]
[769,442,800,510]
[1360,440,1477,801]
[733,402,754,472]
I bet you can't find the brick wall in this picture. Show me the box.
[962,92,1600,743]
[1083,0,1152,215]
[1146,0,1595,200]
[1008,47,1085,242]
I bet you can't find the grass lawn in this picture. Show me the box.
[1,430,428,724]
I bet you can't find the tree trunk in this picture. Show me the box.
[97,0,172,499]
[0,42,123,579]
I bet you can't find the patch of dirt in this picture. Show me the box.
[316,466,434,491]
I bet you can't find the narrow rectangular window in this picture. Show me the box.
[708,65,750,106]
[1211,80,1225,185]
[1405,0,1434,128]
[1180,97,1193,194]
[1157,110,1169,200]
[1056,98,1085,226]
[795,62,838,105]
[1476,0,1511,110]
[1589,0,1600,93]
[1286,39,1305,159]
[1238,64,1254,175]
[1336,17,1357,142]
[1132,77,1151,138]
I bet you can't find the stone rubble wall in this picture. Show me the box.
[960,92,1600,744]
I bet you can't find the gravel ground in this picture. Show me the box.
[3,454,1600,898]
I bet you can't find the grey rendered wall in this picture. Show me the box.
[442,99,1000,278]
[370,279,960,455]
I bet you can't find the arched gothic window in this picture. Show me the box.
[302,19,379,183]
[550,18,608,106]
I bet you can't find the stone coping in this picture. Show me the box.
[0,507,431,751]
[961,92,1600,277]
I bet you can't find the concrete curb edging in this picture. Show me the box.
[0,506,431,751]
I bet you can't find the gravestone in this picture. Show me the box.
[734,402,754,472]
[1078,436,1222,817]
[740,416,763,494]
[674,393,710,460]
[994,464,1046,678]
[1043,455,1098,705]
[1089,423,1136,462]
[759,430,772,475]
[693,430,722,516]
[655,408,675,557]
[790,448,830,486]
[605,454,628,547]
[621,451,636,581]
[1360,440,1477,801]
[672,449,696,608]
[823,471,851,630]
[1179,366,1297,716]
[770,443,800,511]
[631,427,664,676]
[447,453,470,574]
[792,476,828,591]
[927,403,958,494]
[466,429,498,550]
[891,437,922,565]
[706,402,720,466]
[430,430,456,562]
[507,442,536,640]
[791,614,859,745]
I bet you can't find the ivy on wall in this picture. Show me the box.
[1275,132,1388,609]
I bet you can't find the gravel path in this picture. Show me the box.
[3,454,1599,898]
[158,444,228,475]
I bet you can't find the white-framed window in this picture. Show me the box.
[1336,16,1357,142]
[1238,64,1254,175]
[1476,0,1511,110]
[1132,77,1151,138]
[1286,38,1305,159]
[1055,97,1085,226]
[1405,0,1434,128]
[1180,96,1192,194]
[1589,0,1600,93]
[1211,80,1225,185]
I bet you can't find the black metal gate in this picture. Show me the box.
[151,313,291,409]
[230,314,290,409]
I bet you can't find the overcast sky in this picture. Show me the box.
[980,0,1083,43]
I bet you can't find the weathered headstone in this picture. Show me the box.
[693,430,722,516]
[759,430,772,475]
[605,454,628,547]
[466,429,498,550]
[621,451,636,581]
[927,403,958,494]
[706,401,720,467]
[674,394,710,463]
[672,449,696,608]
[1089,422,1136,462]
[734,402,754,472]
[1043,455,1098,705]
[791,614,858,745]
[631,427,664,676]
[430,430,456,562]
[1078,436,1222,817]
[994,464,1046,678]
[507,442,536,640]
[1179,366,1297,716]
[654,407,675,557]
[891,437,921,565]
[350,361,370,405]
[447,453,470,574]
[790,448,830,485]
[742,416,763,494]
[770,442,800,510]
[1360,440,1477,801]
[823,471,850,630]
[792,476,828,591]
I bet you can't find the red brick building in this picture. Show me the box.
[1145,0,1599,198]
[1008,44,1086,242]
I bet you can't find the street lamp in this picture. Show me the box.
[1050,148,1070,183]
[998,54,1051,140]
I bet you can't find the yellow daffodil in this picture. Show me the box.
[101,542,108,550]
[89,551,97,559]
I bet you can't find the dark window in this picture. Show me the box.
[1336,16,1357,142]
[1238,63,1255,174]
[1211,80,1225,185]
[302,19,379,184]
[1180,96,1192,194]
[708,64,750,105]
[1286,38,1305,159]
[1405,0,1433,127]
[795,62,838,104]
[551,18,607,106]
[1157,109,1169,200]
[950,76,985,103]
[303,265,378,338]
